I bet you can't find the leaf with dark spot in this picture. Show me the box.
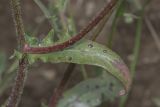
[14,39,131,107]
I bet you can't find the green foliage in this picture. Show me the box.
[15,39,130,89]
[57,71,123,107]
[25,33,39,46]
[14,33,131,106]
[7,0,131,106]
[42,29,55,45]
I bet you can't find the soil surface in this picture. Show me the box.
[0,0,160,107]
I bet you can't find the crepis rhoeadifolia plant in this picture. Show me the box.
[5,0,131,107]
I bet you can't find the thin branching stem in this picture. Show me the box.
[6,55,28,107]
[119,1,150,107]
[23,0,118,54]
[6,0,28,107]
[119,12,143,107]
[10,0,25,50]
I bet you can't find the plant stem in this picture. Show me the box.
[145,17,160,52]
[91,1,115,41]
[119,10,143,107]
[119,1,150,106]
[10,0,25,50]
[6,0,28,107]
[130,0,150,77]
[48,63,76,107]
[34,0,51,19]
[6,56,28,107]
[107,0,125,48]
[48,1,118,106]
[23,0,118,54]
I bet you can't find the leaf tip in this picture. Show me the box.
[112,59,132,93]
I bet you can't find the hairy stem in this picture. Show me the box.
[10,0,25,50]
[23,0,118,54]
[6,56,28,107]
[6,0,28,107]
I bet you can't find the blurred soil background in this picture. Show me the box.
[0,0,160,107]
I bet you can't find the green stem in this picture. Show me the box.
[130,0,150,77]
[107,0,125,48]
[130,16,143,77]
[34,0,51,18]
[119,1,150,106]
[119,12,143,107]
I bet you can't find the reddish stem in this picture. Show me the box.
[6,55,28,107]
[23,0,117,54]
[48,63,76,107]
[7,0,28,107]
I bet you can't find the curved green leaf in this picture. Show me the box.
[15,39,131,106]
[25,40,131,91]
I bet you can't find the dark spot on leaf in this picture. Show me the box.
[109,82,114,91]
[68,57,72,61]
[103,50,107,53]
[95,85,100,89]
[88,44,93,48]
